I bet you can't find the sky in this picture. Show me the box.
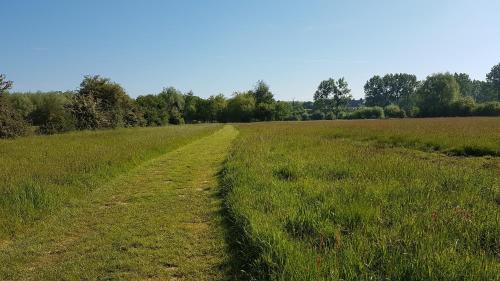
[3,0,500,100]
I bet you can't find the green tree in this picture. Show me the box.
[364,73,418,110]
[72,75,142,128]
[226,92,255,122]
[206,94,227,122]
[313,78,351,114]
[9,94,34,119]
[0,75,29,138]
[417,73,460,117]
[486,62,500,101]
[273,101,293,121]
[30,92,76,134]
[136,94,169,126]
[364,76,387,106]
[183,91,204,123]
[251,81,276,121]
[158,87,185,124]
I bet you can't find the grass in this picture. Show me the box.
[0,124,221,239]
[1,118,499,280]
[307,117,500,156]
[0,125,239,280]
[222,118,500,280]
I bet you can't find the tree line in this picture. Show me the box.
[312,63,500,119]
[1,62,499,138]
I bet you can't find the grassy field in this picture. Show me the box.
[222,118,500,280]
[0,125,238,280]
[1,118,499,280]
[0,124,221,239]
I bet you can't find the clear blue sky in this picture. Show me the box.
[3,0,500,100]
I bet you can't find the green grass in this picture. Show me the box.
[0,125,239,280]
[303,117,500,156]
[222,118,500,280]
[0,124,221,239]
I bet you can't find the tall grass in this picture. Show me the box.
[310,117,500,156]
[0,124,221,238]
[222,118,499,280]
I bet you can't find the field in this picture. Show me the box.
[222,118,499,280]
[0,118,499,280]
[0,124,221,238]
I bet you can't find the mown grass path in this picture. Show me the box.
[0,125,239,280]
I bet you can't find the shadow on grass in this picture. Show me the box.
[214,163,272,281]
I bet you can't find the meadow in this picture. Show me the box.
[0,124,220,239]
[222,118,499,280]
[0,118,498,280]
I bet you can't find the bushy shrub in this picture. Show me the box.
[301,113,310,121]
[449,96,475,116]
[337,111,349,119]
[406,106,420,118]
[285,115,301,121]
[0,75,29,138]
[9,94,34,119]
[347,106,385,119]
[71,75,143,129]
[27,93,76,134]
[0,95,29,138]
[384,104,406,118]
[473,102,500,116]
[310,111,325,120]
[325,112,336,120]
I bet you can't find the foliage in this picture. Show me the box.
[70,75,143,129]
[0,75,29,138]
[8,94,34,119]
[226,92,256,122]
[206,94,228,122]
[417,73,460,117]
[136,94,169,126]
[473,101,500,116]
[346,106,385,119]
[314,78,352,114]
[449,96,476,116]
[486,62,500,101]
[158,87,185,124]
[250,81,276,121]
[364,73,419,110]
[310,110,325,120]
[274,101,293,121]
[384,104,406,118]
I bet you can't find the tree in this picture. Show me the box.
[9,93,34,119]
[30,92,76,134]
[206,94,227,122]
[417,73,460,117]
[252,80,275,104]
[273,101,293,121]
[136,94,169,126]
[0,74,13,93]
[486,62,500,101]
[226,92,255,122]
[72,75,142,128]
[69,92,104,130]
[251,81,275,121]
[313,78,351,114]
[0,75,29,138]
[364,76,387,107]
[158,87,185,124]
[183,91,204,123]
[364,73,418,110]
